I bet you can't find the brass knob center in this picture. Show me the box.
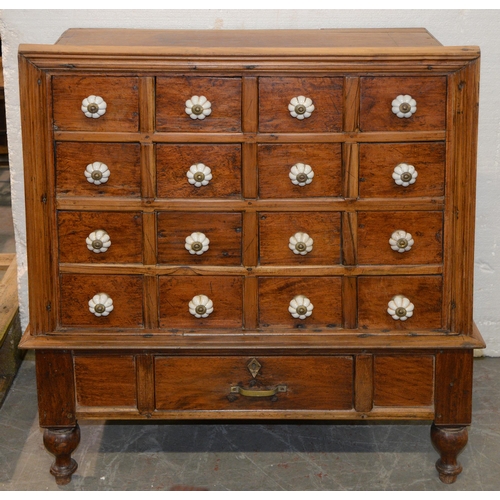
[191,242,203,252]
[87,102,100,114]
[395,307,407,318]
[193,172,205,182]
[397,238,408,249]
[296,305,308,316]
[91,170,103,181]
[295,242,307,252]
[296,173,308,183]
[295,104,307,115]
[400,172,413,182]
[191,104,204,115]
[94,304,106,314]
[399,102,411,113]
[92,239,103,249]
[195,305,207,315]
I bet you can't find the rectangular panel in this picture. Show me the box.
[155,356,353,411]
[157,212,242,266]
[258,277,342,329]
[158,276,243,329]
[52,76,139,132]
[258,143,342,198]
[156,144,242,198]
[259,212,341,266]
[374,355,434,407]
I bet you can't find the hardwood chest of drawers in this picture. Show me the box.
[18,28,485,485]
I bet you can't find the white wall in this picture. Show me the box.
[1,9,499,355]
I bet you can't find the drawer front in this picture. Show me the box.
[259,77,343,133]
[360,76,446,131]
[59,274,144,328]
[358,143,445,198]
[58,211,143,264]
[259,212,341,266]
[357,211,443,265]
[258,143,342,198]
[155,356,354,411]
[158,276,243,329]
[156,144,241,199]
[52,76,139,132]
[55,142,142,198]
[259,277,343,329]
[156,76,242,132]
[358,276,443,330]
[157,212,242,266]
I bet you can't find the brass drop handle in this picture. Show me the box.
[230,385,287,397]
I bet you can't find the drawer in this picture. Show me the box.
[59,274,144,328]
[156,76,242,132]
[158,276,243,330]
[58,211,143,264]
[358,276,443,330]
[357,211,443,265]
[258,277,342,329]
[258,143,342,198]
[52,76,139,132]
[156,144,241,199]
[360,76,446,131]
[259,77,343,133]
[157,212,242,266]
[259,212,341,266]
[155,355,354,411]
[358,143,445,198]
[55,142,142,198]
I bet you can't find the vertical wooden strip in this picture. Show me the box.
[141,143,156,200]
[142,212,157,265]
[143,275,158,330]
[435,350,473,425]
[354,354,373,412]
[242,142,258,199]
[136,354,155,415]
[341,211,357,266]
[36,350,76,427]
[243,276,259,330]
[242,211,258,267]
[343,142,359,199]
[242,76,258,133]
[342,276,357,329]
[139,76,155,133]
[343,76,360,132]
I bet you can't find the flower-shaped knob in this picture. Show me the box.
[86,229,111,254]
[185,96,212,120]
[185,232,210,255]
[387,295,414,321]
[288,96,315,120]
[389,230,414,253]
[289,163,314,186]
[289,295,314,319]
[81,95,107,119]
[186,163,212,187]
[88,292,114,317]
[392,163,418,187]
[189,294,214,318]
[391,95,417,118]
[85,162,110,185]
[289,232,313,255]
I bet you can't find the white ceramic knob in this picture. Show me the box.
[85,162,110,185]
[189,294,214,318]
[289,295,314,319]
[393,163,418,187]
[86,229,111,254]
[391,94,417,118]
[389,230,414,253]
[88,292,113,317]
[289,163,314,186]
[185,95,212,120]
[289,232,313,255]
[81,95,107,118]
[185,232,210,255]
[186,163,212,187]
[387,295,414,321]
[288,96,315,120]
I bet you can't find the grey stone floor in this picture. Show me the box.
[0,353,499,491]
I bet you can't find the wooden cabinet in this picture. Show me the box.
[18,28,484,485]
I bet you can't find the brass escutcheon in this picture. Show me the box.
[296,173,308,183]
[296,305,308,316]
[397,238,408,249]
[94,304,106,314]
[295,104,307,115]
[191,104,204,115]
[91,170,103,181]
[195,305,207,315]
[395,307,407,317]
[191,241,203,252]
[400,172,413,183]
[92,239,103,249]
[87,103,100,114]
[193,172,205,182]
[295,242,307,252]
[247,358,262,378]
[399,102,411,113]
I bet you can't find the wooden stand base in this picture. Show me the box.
[43,424,80,485]
[431,424,468,484]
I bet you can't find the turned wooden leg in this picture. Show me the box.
[430,424,468,484]
[43,424,80,485]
